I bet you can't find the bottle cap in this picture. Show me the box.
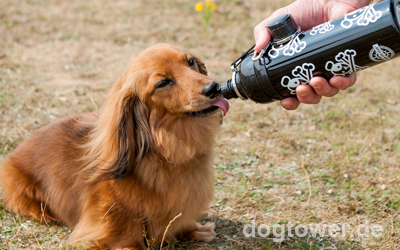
[267,13,298,42]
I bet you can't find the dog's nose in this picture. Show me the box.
[201,81,220,99]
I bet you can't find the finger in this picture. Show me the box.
[280,97,301,110]
[254,22,271,53]
[296,84,322,104]
[254,9,288,53]
[309,76,340,97]
[330,73,357,90]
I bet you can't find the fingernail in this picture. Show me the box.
[298,92,308,97]
[311,82,321,89]
[283,103,292,109]
[332,80,342,87]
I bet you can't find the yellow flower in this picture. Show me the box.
[195,0,217,32]
[195,3,203,11]
[205,0,216,10]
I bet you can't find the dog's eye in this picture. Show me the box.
[188,58,196,67]
[155,79,173,89]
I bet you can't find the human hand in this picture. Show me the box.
[254,0,370,110]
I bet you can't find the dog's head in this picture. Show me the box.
[88,44,229,181]
[120,43,228,118]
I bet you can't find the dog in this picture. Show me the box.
[0,43,229,249]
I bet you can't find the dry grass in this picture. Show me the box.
[1,0,400,249]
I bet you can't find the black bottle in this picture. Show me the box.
[220,0,400,103]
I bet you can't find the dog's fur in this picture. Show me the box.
[0,44,223,249]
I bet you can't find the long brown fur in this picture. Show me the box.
[0,43,223,249]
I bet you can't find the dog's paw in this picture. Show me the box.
[187,222,216,242]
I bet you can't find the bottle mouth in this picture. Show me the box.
[220,79,238,100]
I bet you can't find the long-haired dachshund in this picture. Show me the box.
[0,43,229,249]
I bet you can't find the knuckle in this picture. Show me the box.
[254,24,263,34]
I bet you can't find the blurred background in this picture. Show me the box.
[1,0,399,249]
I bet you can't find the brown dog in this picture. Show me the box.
[0,43,229,249]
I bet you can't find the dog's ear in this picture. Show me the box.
[105,95,152,180]
[194,56,208,75]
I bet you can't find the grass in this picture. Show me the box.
[1,0,400,249]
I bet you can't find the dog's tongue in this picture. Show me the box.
[212,97,229,116]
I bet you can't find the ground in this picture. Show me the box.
[0,0,400,249]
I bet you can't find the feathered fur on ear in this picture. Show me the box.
[194,56,208,75]
[104,95,152,180]
[81,85,152,182]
